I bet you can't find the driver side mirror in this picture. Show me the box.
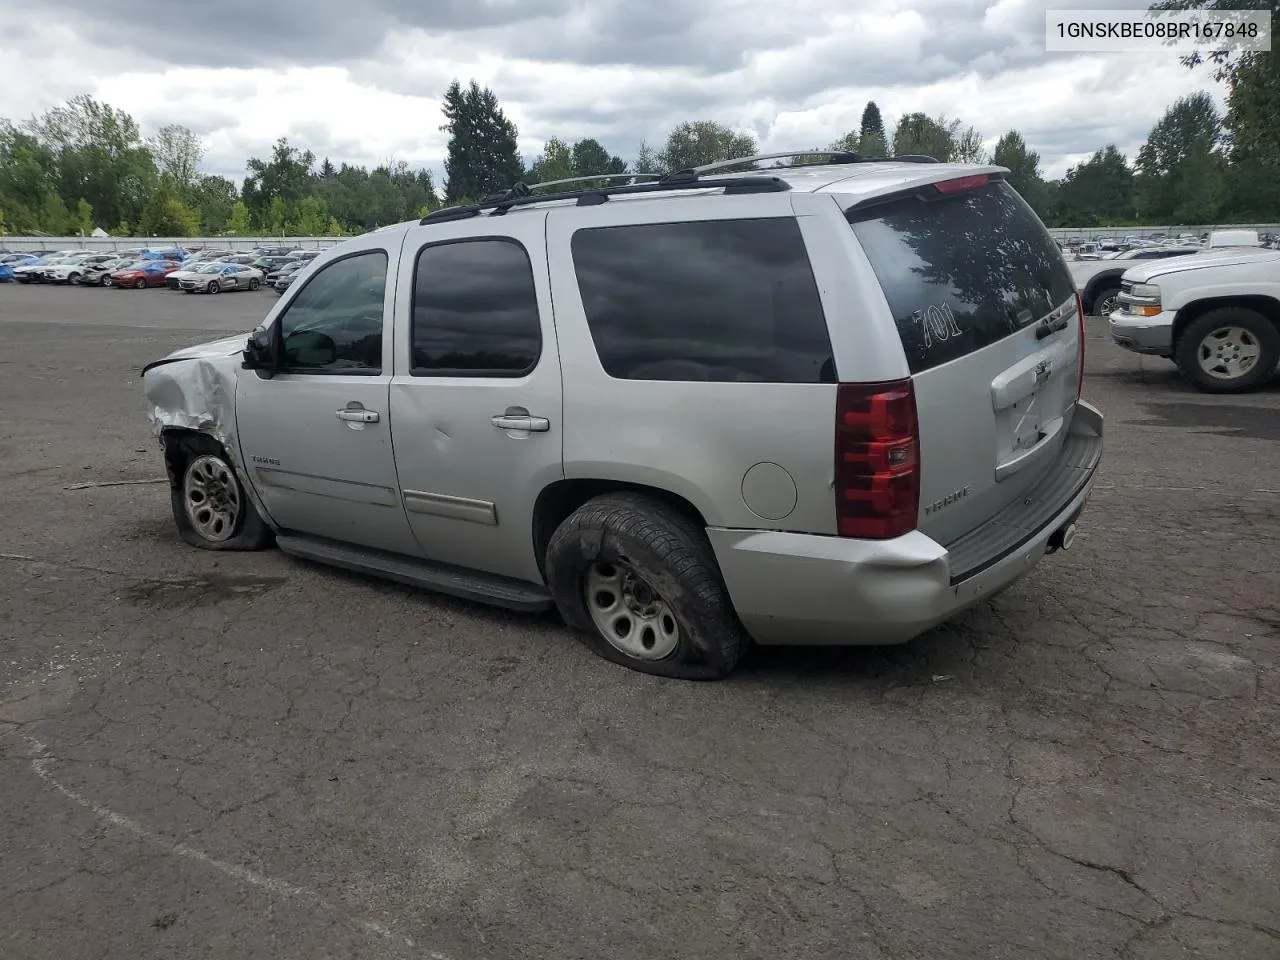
[241,325,278,378]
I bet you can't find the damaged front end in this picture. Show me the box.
[140,332,248,462]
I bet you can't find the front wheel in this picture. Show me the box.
[207,280,220,295]
[134,277,146,289]
[248,277,260,291]
[67,272,81,284]
[544,492,747,680]
[168,435,272,551]
[1175,308,1280,393]
[1093,284,1121,317]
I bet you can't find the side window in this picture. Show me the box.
[411,239,542,377]
[278,250,388,374]
[570,218,834,383]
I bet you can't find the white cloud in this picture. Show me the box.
[0,0,1229,186]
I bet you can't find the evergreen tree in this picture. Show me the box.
[440,79,524,203]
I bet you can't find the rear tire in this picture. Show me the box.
[166,434,273,552]
[1175,307,1279,394]
[544,492,746,680]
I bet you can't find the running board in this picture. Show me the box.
[275,534,554,612]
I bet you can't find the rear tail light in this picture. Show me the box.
[835,379,920,539]
[1075,292,1086,399]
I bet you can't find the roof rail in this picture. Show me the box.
[889,154,941,163]
[419,173,791,224]
[529,173,663,191]
[686,151,863,175]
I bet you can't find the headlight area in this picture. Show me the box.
[1118,282,1162,317]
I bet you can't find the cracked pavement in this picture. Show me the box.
[1,285,1278,959]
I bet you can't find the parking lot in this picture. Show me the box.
[1,283,1277,959]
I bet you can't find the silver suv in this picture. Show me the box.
[142,153,1104,680]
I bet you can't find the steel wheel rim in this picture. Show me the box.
[585,560,680,660]
[182,455,241,542]
[1197,325,1260,380]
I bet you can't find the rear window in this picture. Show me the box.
[847,180,1075,374]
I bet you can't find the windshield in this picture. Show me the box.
[198,263,228,274]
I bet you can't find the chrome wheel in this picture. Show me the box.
[585,560,680,660]
[1197,325,1261,381]
[182,454,241,543]
[1095,291,1119,316]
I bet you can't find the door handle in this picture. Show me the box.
[491,414,550,432]
[336,408,380,423]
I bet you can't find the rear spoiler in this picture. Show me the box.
[845,168,1008,216]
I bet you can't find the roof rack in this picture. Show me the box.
[674,150,941,180]
[419,173,791,224]
[686,151,863,175]
[528,173,663,191]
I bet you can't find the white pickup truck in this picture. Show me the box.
[1109,246,1280,393]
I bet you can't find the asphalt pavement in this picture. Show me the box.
[1,283,1278,960]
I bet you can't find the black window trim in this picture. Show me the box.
[274,247,389,378]
[408,235,544,379]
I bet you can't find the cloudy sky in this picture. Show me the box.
[0,0,1227,186]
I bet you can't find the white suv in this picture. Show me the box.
[142,153,1104,680]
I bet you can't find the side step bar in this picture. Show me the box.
[275,534,554,613]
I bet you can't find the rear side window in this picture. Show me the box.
[411,239,542,377]
[570,218,835,383]
[847,181,1075,374]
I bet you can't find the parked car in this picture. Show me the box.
[141,155,1104,680]
[14,255,76,283]
[0,263,15,283]
[44,253,118,284]
[266,261,307,287]
[110,259,181,288]
[272,271,299,295]
[252,255,294,274]
[164,255,232,288]
[179,262,264,294]
[1071,245,1202,316]
[284,249,321,263]
[80,257,132,286]
[1111,245,1280,393]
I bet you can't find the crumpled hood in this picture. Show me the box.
[148,332,250,368]
[1122,248,1280,283]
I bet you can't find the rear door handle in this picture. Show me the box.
[491,414,549,432]
[336,408,379,423]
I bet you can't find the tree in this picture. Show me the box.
[243,137,315,227]
[633,140,662,174]
[1135,91,1223,219]
[571,138,627,178]
[1154,0,1280,162]
[951,125,987,164]
[992,131,1048,214]
[1056,146,1135,226]
[892,113,955,160]
[150,123,203,196]
[292,195,329,235]
[137,189,199,236]
[76,197,93,235]
[660,121,756,172]
[190,174,237,233]
[226,200,251,235]
[440,79,524,203]
[23,95,157,230]
[530,136,575,184]
[860,102,887,146]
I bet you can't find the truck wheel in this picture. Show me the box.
[544,492,747,680]
[1093,283,1121,317]
[166,434,273,551]
[1175,307,1279,393]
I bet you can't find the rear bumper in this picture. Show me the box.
[707,400,1104,646]
[1109,310,1174,357]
